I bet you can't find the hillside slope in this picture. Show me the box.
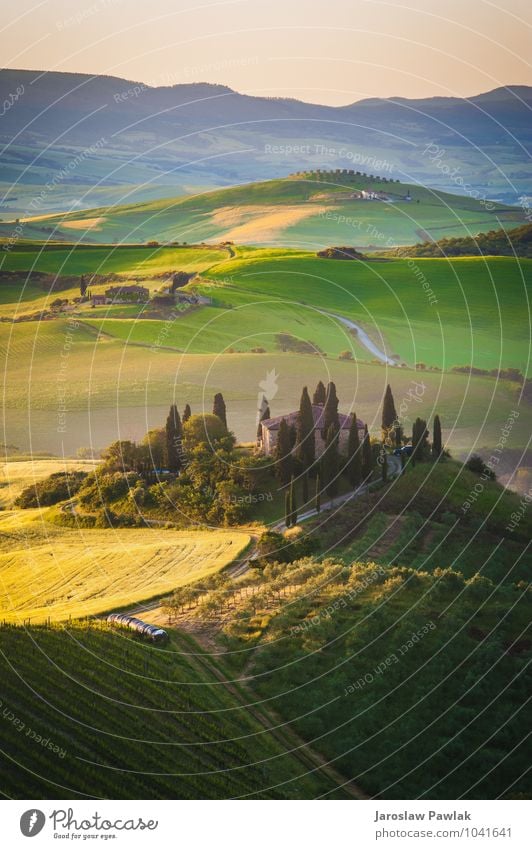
[10,173,526,248]
[0,624,339,798]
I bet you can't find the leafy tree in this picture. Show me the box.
[15,471,87,508]
[296,386,315,471]
[382,384,398,443]
[171,271,190,292]
[141,428,165,470]
[274,418,293,486]
[80,275,87,297]
[432,414,442,459]
[313,380,326,406]
[362,425,373,479]
[322,381,340,437]
[165,405,183,473]
[183,414,230,452]
[182,404,192,424]
[213,392,227,428]
[346,413,362,487]
[465,454,496,480]
[102,440,140,473]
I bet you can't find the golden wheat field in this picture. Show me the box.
[0,518,250,623]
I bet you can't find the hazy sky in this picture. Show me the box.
[3,0,532,104]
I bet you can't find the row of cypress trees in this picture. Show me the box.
[274,381,373,497]
[275,382,444,516]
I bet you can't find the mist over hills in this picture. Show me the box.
[1,69,531,213]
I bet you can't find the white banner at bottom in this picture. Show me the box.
[2,799,529,848]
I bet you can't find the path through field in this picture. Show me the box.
[318,309,398,365]
[172,630,367,799]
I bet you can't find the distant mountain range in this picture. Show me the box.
[1,69,531,212]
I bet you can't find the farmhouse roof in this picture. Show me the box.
[261,405,364,432]
[105,284,149,293]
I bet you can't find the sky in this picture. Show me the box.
[3,0,532,105]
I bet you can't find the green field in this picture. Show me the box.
[7,174,526,248]
[0,624,338,799]
[72,250,531,375]
[0,243,228,277]
[1,319,528,461]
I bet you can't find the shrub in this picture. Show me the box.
[465,454,496,479]
[15,471,88,508]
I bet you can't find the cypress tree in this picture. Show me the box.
[324,424,339,499]
[412,417,428,465]
[322,381,340,437]
[296,386,315,471]
[182,404,192,424]
[381,448,388,482]
[285,489,291,527]
[382,384,398,442]
[165,404,183,473]
[302,471,309,504]
[288,423,297,452]
[394,424,402,448]
[289,476,297,526]
[315,473,321,513]
[213,392,227,428]
[432,414,442,459]
[275,418,293,485]
[313,380,326,406]
[362,424,373,480]
[257,397,271,441]
[346,413,362,488]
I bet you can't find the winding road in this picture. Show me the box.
[317,309,398,366]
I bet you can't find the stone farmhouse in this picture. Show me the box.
[259,405,365,457]
[105,284,150,303]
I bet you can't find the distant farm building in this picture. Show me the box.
[361,189,389,201]
[259,405,365,457]
[105,284,149,303]
[91,294,107,306]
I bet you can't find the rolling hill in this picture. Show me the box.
[1,70,531,215]
[5,172,527,249]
